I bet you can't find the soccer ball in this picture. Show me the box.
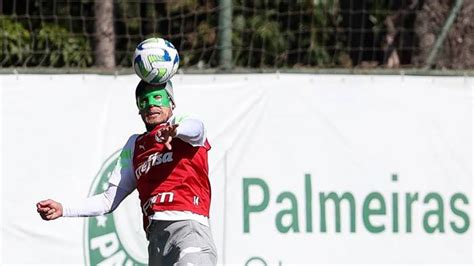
[133,37,180,85]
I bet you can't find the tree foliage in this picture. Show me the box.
[0,16,31,66]
[37,24,92,67]
[1,0,472,69]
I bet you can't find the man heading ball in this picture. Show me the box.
[37,80,217,265]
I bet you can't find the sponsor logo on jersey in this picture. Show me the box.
[142,192,175,215]
[135,151,173,179]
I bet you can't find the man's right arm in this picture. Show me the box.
[62,184,131,217]
[37,184,130,220]
[36,135,139,220]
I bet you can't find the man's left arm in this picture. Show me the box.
[174,117,206,146]
[157,115,206,148]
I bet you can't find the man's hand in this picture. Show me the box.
[36,199,63,220]
[156,124,179,150]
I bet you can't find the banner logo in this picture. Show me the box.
[84,150,148,265]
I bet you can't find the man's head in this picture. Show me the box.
[135,80,175,131]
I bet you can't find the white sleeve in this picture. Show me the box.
[63,135,139,217]
[171,114,206,147]
[108,135,139,192]
[62,184,130,217]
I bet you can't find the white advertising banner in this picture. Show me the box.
[1,74,472,265]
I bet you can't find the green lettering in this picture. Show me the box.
[392,192,399,233]
[391,173,398,182]
[276,192,300,233]
[243,178,270,233]
[319,192,356,233]
[391,175,399,233]
[405,193,418,233]
[449,193,470,234]
[423,193,445,233]
[99,250,127,265]
[90,233,119,257]
[245,257,267,266]
[305,173,313,232]
[362,192,386,233]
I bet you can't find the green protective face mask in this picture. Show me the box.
[136,89,172,110]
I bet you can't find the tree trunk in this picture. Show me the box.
[414,0,474,69]
[95,0,115,68]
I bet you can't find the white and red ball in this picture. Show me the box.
[133,37,180,84]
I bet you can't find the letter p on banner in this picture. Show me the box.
[90,233,119,257]
[243,178,270,233]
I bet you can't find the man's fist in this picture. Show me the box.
[36,199,63,220]
[156,124,179,150]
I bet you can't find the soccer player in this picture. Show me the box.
[36,80,217,265]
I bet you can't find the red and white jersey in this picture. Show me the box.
[108,114,211,231]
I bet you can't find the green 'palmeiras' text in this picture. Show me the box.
[243,174,470,234]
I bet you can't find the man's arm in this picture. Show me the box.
[36,184,130,220]
[158,115,206,149]
[37,134,138,221]
[174,118,205,146]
